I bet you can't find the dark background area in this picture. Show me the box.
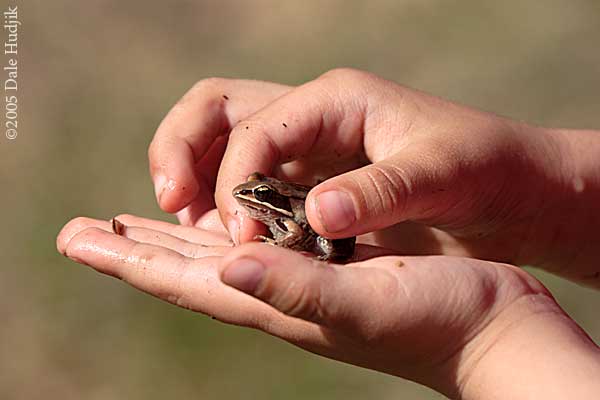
[2,1,599,399]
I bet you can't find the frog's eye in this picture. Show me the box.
[254,185,273,202]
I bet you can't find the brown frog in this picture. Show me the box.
[232,172,355,262]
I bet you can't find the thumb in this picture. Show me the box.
[306,143,463,238]
[219,243,388,331]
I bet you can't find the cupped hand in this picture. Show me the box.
[56,213,564,398]
[149,69,579,278]
[148,79,292,225]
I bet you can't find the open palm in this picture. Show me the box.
[57,211,555,397]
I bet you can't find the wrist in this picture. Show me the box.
[453,291,600,400]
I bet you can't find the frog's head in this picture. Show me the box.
[232,172,295,221]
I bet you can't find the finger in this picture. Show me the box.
[120,226,229,258]
[113,214,231,244]
[304,141,466,238]
[219,243,402,339]
[185,209,229,234]
[149,79,290,214]
[60,226,362,360]
[62,227,269,325]
[57,216,231,259]
[216,69,376,243]
[174,134,228,222]
[58,214,231,247]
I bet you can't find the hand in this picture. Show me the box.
[148,79,291,225]
[149,69,600,286]
[57,214,600,399]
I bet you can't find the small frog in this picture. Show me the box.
[232,172,356,262]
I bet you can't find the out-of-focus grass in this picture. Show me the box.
[1,1,599,399]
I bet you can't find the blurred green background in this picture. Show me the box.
[2,1,599,399]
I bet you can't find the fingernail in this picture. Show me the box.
[153,174,167,203]
[175,208,190,226]
[315,191,356,233]
[221,257,265,294]
[227,218,240,245]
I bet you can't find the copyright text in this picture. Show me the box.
[4,5,19,140]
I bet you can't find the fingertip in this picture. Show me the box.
[219,242,342,324]
[221,256,266,294]
[56,217,96,255]
[152,173,168,202]
[57,222,74,255]
[306,186,357,238]
[219,242,305,293]
[305,190,324,235]
[149,136,202,213]
[156,175,200,214]
[56,227,70,255]
[62,226,110,266]
[218,191,268,245]
[226,216,240,245]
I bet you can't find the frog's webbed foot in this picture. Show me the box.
[254,235,278,245]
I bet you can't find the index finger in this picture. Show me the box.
[216,69,373,243]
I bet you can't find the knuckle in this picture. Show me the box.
[316,68,374,105]
[357,164,409,218]
[191,77,227,93]
[230,119,281,161]
[167,77,229,122]
[116,242,160,283]
[166,258,194,309]
[230,118,251,136]
[320,67,368,82]
[263,266,329,322]
[275,282,320,321]
[231,117,265,134]
[127,241,159,266]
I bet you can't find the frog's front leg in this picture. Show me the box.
[274,219,304,248]
[254,219,304,248]
[254,234,278,245]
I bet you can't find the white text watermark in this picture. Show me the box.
[4,5,19,140]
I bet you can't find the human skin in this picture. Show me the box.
[57,213,600,399]
[58,69,600,398]
[148,69,600,287]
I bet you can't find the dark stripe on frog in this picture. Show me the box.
[254,188,293,216]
